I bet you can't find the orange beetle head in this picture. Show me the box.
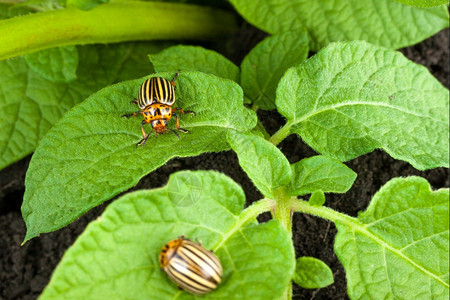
[151,119,168,134]
[159,237,185,268]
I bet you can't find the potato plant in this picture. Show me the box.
[0,0,448,299]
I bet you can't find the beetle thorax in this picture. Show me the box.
[142,104,172,122]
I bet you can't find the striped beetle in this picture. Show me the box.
[122,71,195,147]
[159,236,223,295]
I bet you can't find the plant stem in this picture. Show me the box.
[271,187,293,299]
[289,197,356,226]
[282,283,293,300]
[0,1,237,60]
[253,120,271,140]
[272,194,293,236]
[212,198,275,251]
[269,122,292,146]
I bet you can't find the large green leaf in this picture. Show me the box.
[24,46,78,83]
[276,41,449,170]
[228,131,292,198]
[229,0,449,51]
[240,30,309,110]
[22,72,256,241]
[289,156,356,196]
[335,177,449,299]
[66,0,109,10]
[0,42,168,170]
[39,171,295,299]
[0,3,34,18]
[149,45,240,82]
[394,0,449,7]
[115,42,174,82]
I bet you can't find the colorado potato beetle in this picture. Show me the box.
[159,236,223,295]
[122,71,195,147]
[137,72,177,108]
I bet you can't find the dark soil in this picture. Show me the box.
[0,24,448,300]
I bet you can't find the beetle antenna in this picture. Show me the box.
[171,70,180,83]
[169,128,180,139]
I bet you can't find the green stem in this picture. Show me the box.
[269,122,292,146]
[253,120,271,140]
[271,187,293,299]
[272,195,293,236]
[282,283,292,300]
[212,198,275,252]
[289,197,356,226]
[0,1,237,60]
[272,187,293,233]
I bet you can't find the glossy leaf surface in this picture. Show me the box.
[289,156,356,196]
[240,30,309,109]
[24,46,78,82]
[277,41,449,170]
[293,257,334,289]
[335,177,449,299]
[0,42,167,170]
[150,45,239,82]
[228,131,291,198]
[22,72,256,241]
[229,0,449,50]
[39,171,295,299]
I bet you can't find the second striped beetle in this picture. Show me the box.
[159,236,223,295]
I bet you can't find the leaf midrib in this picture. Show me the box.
[340,216,449,288]
[290,100,447,127]
[26,119,242,200]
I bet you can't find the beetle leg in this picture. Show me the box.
[130,98,138,105]
[168,128,181,139]
[137,120,149,147]
[122,111,141,118]
[173,107,196,116]
[173,112,189,134]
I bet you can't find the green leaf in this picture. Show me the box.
[22,72,256,241]
[66,0,108,10]
[394,0,449,7]
[11,0,65,11]
[229,0,449,51]
[39,171,295,299]
[309,190,325,207]
[289,156,356,196]
[228,131,291,198]
[293,257,334,289]
[114,41,174,83]
[276,41,449,170]
[335,177,449,299]
[24,46,78,83]
[240,30,309,110]
[0,3,34,18]
[149,45,240,82]
[0,42,166,170]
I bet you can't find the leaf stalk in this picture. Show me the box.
[269,122,291,145]
[289,198,356,226]
[212,198,275,251]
